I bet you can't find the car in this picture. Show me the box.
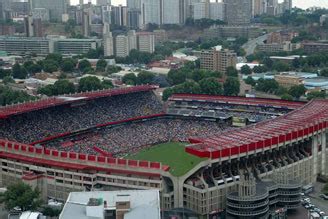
[319,211,326,216]
[304,205,310,209]
[314,208,321,212]
[319,194,328,200]
[304,198,311,202]
[300,192,305,196]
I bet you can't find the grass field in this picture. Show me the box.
[126,142,207,177]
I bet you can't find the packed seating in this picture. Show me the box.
[0,91,163,143]
[43,118,233,158]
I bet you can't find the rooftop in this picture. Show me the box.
[59,190,160,219]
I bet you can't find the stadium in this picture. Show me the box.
[0,85,327,217]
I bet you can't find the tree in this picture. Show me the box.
[288,85,306,99]
[53,80,75,95]
[167,69,187,85]
[137,71,155,85]
[12,63,27,79]
[173,81,201,94]
[224,77,240,96]
[78,59,92,73]
[244,76,256,86]
[320,69,328,77]
[43,60,58,73]
[199,77,223,95]
[0,69,11,79]
[45,53,62,66]
[240,65,252,75]
[101,80,113,89]
[122,73,138,85]
[273,61,290,72]
[96,59,107,72]
[226,66,238,77]
[255,78,279,93]
[107,65,122,74]
[38,84,55,96]
[2,76,14,84]
[281,93,293,101]
[307,91,326,100]
[152,75,170,88]
[78,76,103,92]
[162,88,174,101]
[0,182,42,211]
[42,207,61,217]
[61,59,75,72]
[253,65,268,74]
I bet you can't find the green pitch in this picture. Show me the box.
[126,142,207,177]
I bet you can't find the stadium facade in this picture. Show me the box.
[0,85,327,217]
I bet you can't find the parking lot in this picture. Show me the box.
[299,182,328,218]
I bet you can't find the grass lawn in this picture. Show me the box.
[126,142,207,177]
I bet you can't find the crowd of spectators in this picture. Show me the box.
[0,91,163,143]
[44,118,233,157]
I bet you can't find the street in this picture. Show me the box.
[242,34,268,56]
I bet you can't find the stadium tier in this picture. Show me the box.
[0,88,326,217]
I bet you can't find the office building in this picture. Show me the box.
[127,30,137,51]
[137,32,155,53]
[111,5,128,27]
[33,18,43,37]
[53,38,101,55]
[253,0,267,16]
[127,9,141,29]
[256,42,300,53]
[302,42,328,53]
[140,0,161,27]
[195,46,237,74]
[204,25,262,40]
[209,2,224,21]
[0,23,15,35]
[224,0,252,25]
[30,0,66,22]
[0,36,50,55]
[192,2,207,20]
[267,30,298,44]
[153,29,168,43]
[115,35,129,57]
[24,15,34,37]
[103,32,114,57]
[82,9,91,37]
[162,0,180,24]
[60,190,160,219]
[96,0,111,6]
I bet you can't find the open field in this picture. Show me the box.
[126,142,207,177]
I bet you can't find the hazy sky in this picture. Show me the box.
[71,0,328,9]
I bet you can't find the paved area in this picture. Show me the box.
[308,182,328,214]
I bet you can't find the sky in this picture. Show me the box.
[71,0,328,9]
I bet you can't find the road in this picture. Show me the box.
[242,34,268,56]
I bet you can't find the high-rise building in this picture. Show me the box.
[137,32,155,54]
[111,5,128,27]
[209,2,224,21]
[127,30,137,51]
[24,14,34,37]
[96,0,111,6]
[284,0,292,11]
[82,9,91,37]
[253,0,267,16]
[30,0,66,22]
[103,32,114,57]
[224,0,252,25]
[192,2,207,20]
[0,0,10,20]
[162,0,180,24]
[128,9,141,29]
[195,46,237,75]
[31,8,50,21]
[33,18,43,37]
[115,35,129,57]
[140,0,161,27]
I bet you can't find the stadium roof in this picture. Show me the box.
[169,93,305,109]
[186,99,328,159]
[0,85,157,119]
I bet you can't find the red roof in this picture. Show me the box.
[170,93,305,109]
[186,99,328,159]
[0,85,157,119]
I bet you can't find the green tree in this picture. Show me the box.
[224,77,240,96]
[281,93,293,101]
[78,76,103,92]
[272,61,290,72]
[320,69,328,77]
[255,78,279,93]
[122,73,138,85]
[199,77,223,95]
[288,85,306,99]
[240,65,252,75]
[43,60,58,73]
[53,80,75,95]
[42,207,62,217]
[137,71,155,85]
[45,53,62,66]
[0,69,11,79]
[244,76,256,86]
[307,91,326,100]
[173,81,201,94]
[162,87,174,101]
[101,80,113,89]
[226,66,238,77]
[2,76,14,84]
[12,63,27,79]
[0,182,42,211]
[96,59,108,72]
[78,59,92,73]
[253,65,268,73]
[38,85,55,96]
[167,69,187,85]
[61,59,75,72]
[107,65,122,74]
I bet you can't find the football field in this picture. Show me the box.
[126,142,207,177]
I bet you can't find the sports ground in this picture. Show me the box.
[126,142,207,177]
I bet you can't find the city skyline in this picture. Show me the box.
[71,0,328,9]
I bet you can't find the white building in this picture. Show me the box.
[103,33,114,57]
[209,2,224,21]
[137,32,155,53]
[59,190,161,219]
[162,0,180,24]
[192,2,207,20]
[127,30,137,51]
[115,35,129,57]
